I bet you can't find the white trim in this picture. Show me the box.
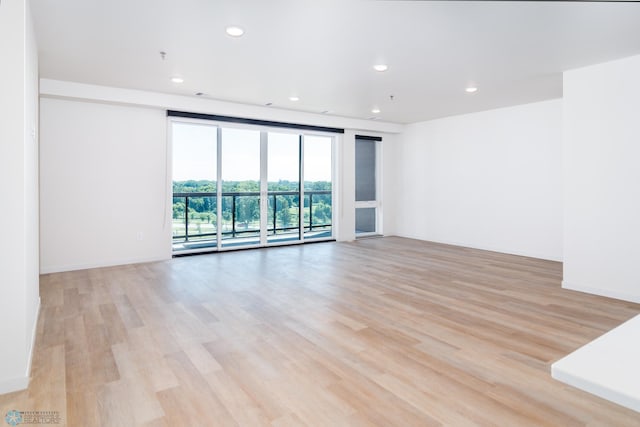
[354,137,382,236]
[299,135,306,241]
[376,139,384,236]
[170,120,335,253]
[355,201,378,208]
[25,297,40,382]
[331,136,338,241]
[172,247,218,256]
[173,237,336,256]
[561,281,640,304]
[216,126,223,250]
[166,118,175,257]
[260,131,269,245]
[0,298,40,395]
[391,233,563,262]
[40,255,170,274]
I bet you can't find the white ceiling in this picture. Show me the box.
[32,0,640,124]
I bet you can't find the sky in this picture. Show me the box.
[172,122,332,182]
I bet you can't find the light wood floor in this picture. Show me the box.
[2,237,640,426]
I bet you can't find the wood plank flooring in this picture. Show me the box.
[2,237,640,426]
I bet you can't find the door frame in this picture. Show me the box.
[355,136,383,237]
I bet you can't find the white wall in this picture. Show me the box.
[24,0,40,368]
[393,99,563,261]
[335,131,356,241]
[40,98,171,273]
[40,82,404,271]
[381,133,398,236]
[563,54,640,303]
[40,79,404,135]
[0,0,40,394]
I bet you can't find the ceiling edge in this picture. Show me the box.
[39,79,406,135]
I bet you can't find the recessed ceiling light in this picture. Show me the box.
[171,77,184,84]
[371,108,381,114]
[373,64,388,72]
[465,87,478,93]
[226,26,244,37]
[289,96,300,102]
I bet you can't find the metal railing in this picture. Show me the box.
[172,190,331,242]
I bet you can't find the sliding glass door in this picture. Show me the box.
[303,136,333,240]
[221,128,262,248]
[171,121,333,253]
[267,132,301,244]
[172,123,218,251]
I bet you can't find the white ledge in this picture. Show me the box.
[552,314,640,413]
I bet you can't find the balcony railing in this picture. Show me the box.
[172,190,331,244]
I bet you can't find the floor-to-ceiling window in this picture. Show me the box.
[220,128,262,248]
[303,135,333,240]
[267,132,301,244]
[170,116,336,253]
[172,122,218,250]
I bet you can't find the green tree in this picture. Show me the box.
[173,202,185,219]
[279,197,291,227]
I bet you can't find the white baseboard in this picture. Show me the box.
[391,233,563,262]
[562,280,640,304]
[0,297,40,395]
[40,254,170,274]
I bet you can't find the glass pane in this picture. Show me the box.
[355,139,376,202]
[172,123,217,252]
[356,208,376,234]
[304,136,332,240]
[221,128,261,248]
[268,133,300,243]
